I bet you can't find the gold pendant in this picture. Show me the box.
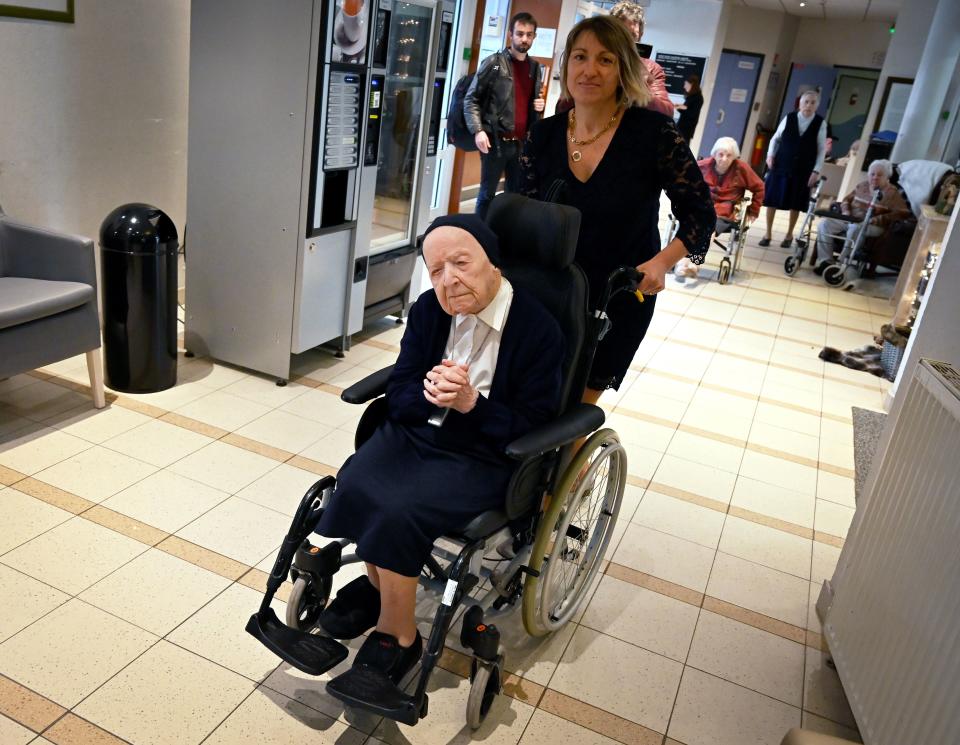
[571,150,582,162]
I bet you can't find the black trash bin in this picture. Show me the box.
[100,203,179,393]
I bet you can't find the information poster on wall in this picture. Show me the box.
[529,27,556,59]
[654,52,707,96]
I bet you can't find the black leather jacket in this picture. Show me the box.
[464,49,543,144]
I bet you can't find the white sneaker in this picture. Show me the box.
[673,258,698,281]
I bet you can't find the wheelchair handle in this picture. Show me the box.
[597,266,645,312]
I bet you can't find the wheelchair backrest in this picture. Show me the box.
[485,193,588,417]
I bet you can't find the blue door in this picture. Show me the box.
[699,50,763,159]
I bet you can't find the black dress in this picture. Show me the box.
[521,107,713,390]
[315,289,564,577]
[677,91,703,143]
[763,112,824,211]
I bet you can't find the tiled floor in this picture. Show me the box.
[0,210,887,744]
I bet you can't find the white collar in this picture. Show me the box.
[458,276,513,332]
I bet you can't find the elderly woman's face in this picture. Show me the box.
[799,94,818,116]
[567,31,620,106]
[423,227,500,317]
[867,166,889,190]
[714,147,735,174]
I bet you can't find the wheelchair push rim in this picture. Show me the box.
[522,429,627,636]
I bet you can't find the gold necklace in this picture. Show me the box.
[568,107,621,162]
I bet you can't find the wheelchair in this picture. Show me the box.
[784,175,827,276]
[810,187,884,288]
[246,194,640,730]
[711,192,752,285]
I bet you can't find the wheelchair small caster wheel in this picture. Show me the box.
[784,256,799,276]
[823,264,846,287]
[466,656,503,730]
[184,350,195,358]
[718,258,731,285]
[285,574,332,631]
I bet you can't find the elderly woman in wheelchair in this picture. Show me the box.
[247,197,638,728]
[674,136,764,284]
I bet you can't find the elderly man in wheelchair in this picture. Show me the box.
[247,196,636,729]
[674,136,764,284]
[812,158,912,286]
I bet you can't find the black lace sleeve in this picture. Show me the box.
[655,119,714,264]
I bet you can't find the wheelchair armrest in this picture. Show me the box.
[505,403,605,460]
[340,365,395,404]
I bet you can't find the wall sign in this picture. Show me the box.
[654,52,707,96]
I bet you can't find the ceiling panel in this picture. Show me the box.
[739,0,901,21]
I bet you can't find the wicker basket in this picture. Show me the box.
[880,340,905,379]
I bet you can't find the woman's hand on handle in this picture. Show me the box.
[636,238,690,296]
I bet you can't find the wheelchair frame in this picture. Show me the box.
[247,265,641,730]
[712,192,752,285]
[783,175,826,276]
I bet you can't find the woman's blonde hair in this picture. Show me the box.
[559,16,651,109]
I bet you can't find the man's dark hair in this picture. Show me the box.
[509,11,537,33]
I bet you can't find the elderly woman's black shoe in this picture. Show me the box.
[318,576,381,639]
[353,630,424,684]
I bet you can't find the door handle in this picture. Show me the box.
[716,109,726,125]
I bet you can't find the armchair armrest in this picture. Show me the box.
[505,403,605,460]
[341,365,395,404]
[1,218,96,288]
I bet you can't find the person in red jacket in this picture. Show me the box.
[674,136,765,279]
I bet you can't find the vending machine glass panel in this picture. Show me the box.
[371,1,433,250]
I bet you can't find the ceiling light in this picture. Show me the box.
[799,1,806,6]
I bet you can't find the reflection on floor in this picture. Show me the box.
[0,209,888,744]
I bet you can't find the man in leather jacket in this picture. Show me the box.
[464,12,545,218]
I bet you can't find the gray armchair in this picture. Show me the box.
[0,213,105,408]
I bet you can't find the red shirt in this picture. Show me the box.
[697,157,766,220]
[511,56,533,138]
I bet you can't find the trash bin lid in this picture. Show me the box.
[100,203,178,254]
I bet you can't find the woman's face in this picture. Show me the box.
[799,94,818,117]
[683,80,692,93]
[714,147,735,174]
[566,31,620,106]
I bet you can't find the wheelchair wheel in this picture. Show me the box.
[522,429,626,637]
[466,656,503,730]
[718,258,731,285]
[823,264,846,287]
[285,574,332,631]
[784,256,799,276]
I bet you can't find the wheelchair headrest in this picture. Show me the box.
[485,194,581,270]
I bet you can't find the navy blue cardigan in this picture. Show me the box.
[385,287,564,457]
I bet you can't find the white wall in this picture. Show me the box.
[791,19,892,70]
[0,0,189,246]
[643,0,724,64]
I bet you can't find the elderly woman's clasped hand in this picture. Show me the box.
[424,359,478,413]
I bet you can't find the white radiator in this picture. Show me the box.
[818,359,960,745]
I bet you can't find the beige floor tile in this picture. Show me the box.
[632,372,698,403]
[103,419,213,468]
[580,574,699,662]
[519,708,620,745]
[0,564,69,643]
[177,359,250,390]
[0,425,91,475]
[730,475,815,529]
[281,389,363,429]
[801,711,862,742]
[819,417,854,445]
[687,610,804,705]
[0,486,73,554]
[0,374,38,395]
[0,714,34,744]
[1,380,90,421]
[819,441,854,471]
[606,413,676,453]
[718,328,776,360]
[33,446,156,504]
[618,389,688,423]
[167,583,287,682]
[783,297,828,322]
[816,470,855,508]
[619,481,645,522]
[0,411,36,439]
[176,496,289,566]
[739,450,819,497]
[174,390,272,432]
[235,463,325,517]
[2,516,147,594]
[687,296,738,323]
[168,441,278,494]
[621,443,664,483]
[807,580,824,633]
[119,380,219,414]
[79,548,231,636]
[688,387,759,419]
[235,410,331,454]
[706,552,809,628]
[372,666,534,745]
[666,430,744,474]
[753,402,821,438]
[299,428,356,467]
[761,380,822,412]
[668,667,800,745]
[101,469,230,533]
[810,541,841,584]
[0,598,156,707]
[613,523,716,593]
[653,454,738,504]
[763,366,823,396]
[814,500,854,539]
[220,375,314,408]
[633,490,726,548]
[718,516,812,579]
[803,646,856,728]
[681,404,754,442]
[74,640,253,745]
[204,686,366,745]
[778,317,827,345]
[730,307,781,335]
[551,626,682,733]
[50,405,154,444]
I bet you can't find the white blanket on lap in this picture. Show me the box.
[897,159,953,216]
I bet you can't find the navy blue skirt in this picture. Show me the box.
[763,169,812,212]
[315,419,513,577]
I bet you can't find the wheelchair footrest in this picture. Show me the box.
[245,609,348,676]
[327,666,427,726]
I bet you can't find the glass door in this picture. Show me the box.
[371,0,435,251]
